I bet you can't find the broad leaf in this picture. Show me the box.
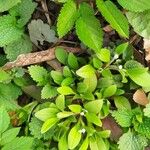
[96,0,129,38]
[57,86,75,95]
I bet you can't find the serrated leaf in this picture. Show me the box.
[0,83,22,109]
[112,109,133,127]
[135,117,150,138]
[28,19,57,46]
[76,15,103,52]
[28,65,49,86]
[0,15,23,47]
[9,0,37,28]
[57,86,75,95]
[4,35,32,61]
[57,0,78,37]
[96,0,129,38]
[118,130,148,150]
[1,128,20,145]
[84,100,103,114]
[144,103,150,117]
[0,107,10,134]
[55,47,68,64]
[2,137,34,150]
[127,10,150,39]
[41,118,59,134]
[0,0,21,12]
[68,124,82,149]
[118,0,150,12]
[41,84,58,99]
[35,107,59,121]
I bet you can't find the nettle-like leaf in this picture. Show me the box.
[28,65,49,86]
[28,19,57,46]
[125,60,150,87]
[57,0,78,37]
[96,0,129,38]
[9,0,37,28]
[112,109,133,127]
[0,83,22,109]
[0,0,21,12]
[76,3,103,52]
[0,107,10,134]
[4,35,32,61]
[118,130,148,150]
[117,0,150,12]
[127,10,150,39]
[0,15,23,47]
[135,117,150,138]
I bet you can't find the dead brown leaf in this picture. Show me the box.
[133,89,149,106]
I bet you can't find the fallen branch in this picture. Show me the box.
[2,46,82,70]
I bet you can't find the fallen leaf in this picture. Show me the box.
[133,89,149,106]
[102,116,123,141]
[28,19,57,46]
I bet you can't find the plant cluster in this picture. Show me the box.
[0,0,150,150]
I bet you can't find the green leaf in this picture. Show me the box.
[96,48,110,62]
[68,104,82,113]
[41,84,58,99]
[29,117,55,140]
[2,137,34,150]
[0,0,21,12]
[63,66,72,77]
[0,83,22,109]
[84,100,103,114]
[76,15,103,52]
[58,133,68,150]
[68,124,82,149]
[57,0,78,37]
[55,47,68,64]
[93,57,102,69]
[51,71,64,85]
[96,0,129,38]
[144,103,150,117]
[4,35,32,61]
[81,92,95,101]
[35,108,59,121]
[57,86,75,95]
[0,107,10,134]
[112,109,133,127]
[115,42,129,55]
[9,0,37,28]
[68,53,79,70]
[77,82,88,93]
[125,60,150,87]
[0,15,23,47]
[135,117,150,138]
[0,70,11,82]
[1,128,20,145]
[103,85,117,98]
[57,111,74,119]
[41,118,59,134]
[118,130,148,150]
[79,137,89,150]
[76,65,95,78]
[56,95,65,111]
[86,112,102,126]
[114,96,131,110]
[28,65,49,86]
[118,0,150,12]
[127,10,150,39]
[61,77,74,86]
